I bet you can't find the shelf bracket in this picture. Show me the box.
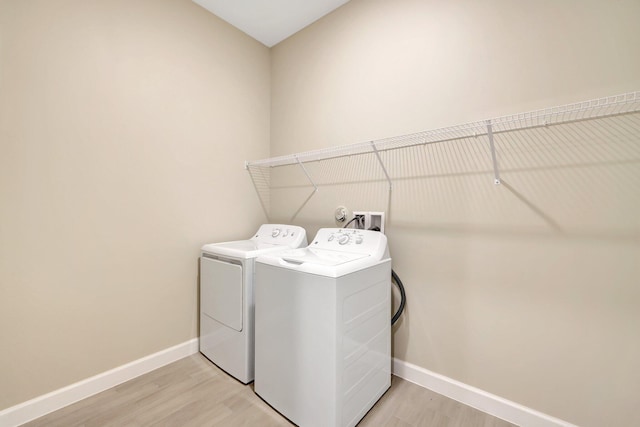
[295,155,318,192]
[370,141,393,190]
[485,120,501,185]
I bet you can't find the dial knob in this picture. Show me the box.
[328,235,335,241]
[271,228,281,237]
[338,235,350,245]
[355,236,363,244]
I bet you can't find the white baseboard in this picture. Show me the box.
[0,338,199,427]
[392,358,578,427]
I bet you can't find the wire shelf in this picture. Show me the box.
[245,91,640,169]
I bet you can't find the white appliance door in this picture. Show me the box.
[201,257,243,332]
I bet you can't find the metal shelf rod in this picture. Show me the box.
[486,120,501,185]
[295,155,318,192]
[370,141,393,190]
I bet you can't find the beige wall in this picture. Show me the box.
[2,0,639,424]
[0,0,269,409]
[269,1,640,426]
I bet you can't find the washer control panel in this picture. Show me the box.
[254,224,307,247]
[311,228,387,255]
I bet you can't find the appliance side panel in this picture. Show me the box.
[340,261,392,427]
[255,264,337,427]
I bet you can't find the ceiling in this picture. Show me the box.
[192,0,350,47]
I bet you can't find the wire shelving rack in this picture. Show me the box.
[246,91,640,190]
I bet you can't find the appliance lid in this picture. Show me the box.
[279,247,369,267]
[255,228,390,277]
[201,224,308,259]
[201,240,286,259]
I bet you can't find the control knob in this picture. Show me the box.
[271,228,281,237]
[338,235,350,245]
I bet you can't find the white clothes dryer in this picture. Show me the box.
[254,228,391,427]
[200,224,307,384]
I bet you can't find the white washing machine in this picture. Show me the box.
[200,224,307,384]
[254,228,391,427]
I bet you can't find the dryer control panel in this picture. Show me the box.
[310,228,388,259]
[253,224,307,247]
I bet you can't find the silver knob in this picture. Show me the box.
[338,235,349,245]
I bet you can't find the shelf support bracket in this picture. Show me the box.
[370,141,393,190]
[295,155,318,192]
[485,120,501,185]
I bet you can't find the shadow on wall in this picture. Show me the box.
[248,112,640,243]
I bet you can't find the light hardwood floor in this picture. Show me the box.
[23,354,517,427]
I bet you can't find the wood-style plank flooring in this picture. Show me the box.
[23,354,517,426]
